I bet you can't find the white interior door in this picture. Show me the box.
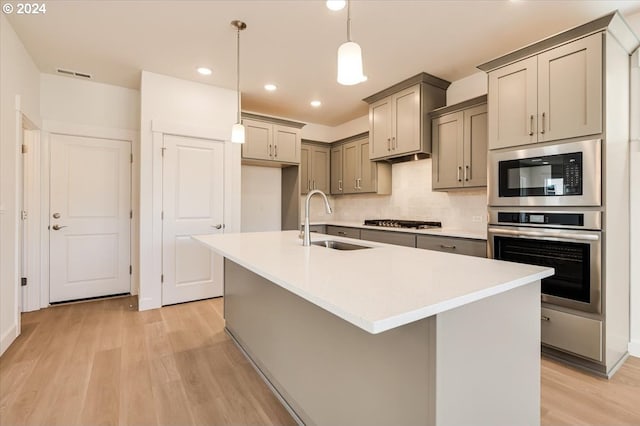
[49,134,131,303]
[162,134,224,306]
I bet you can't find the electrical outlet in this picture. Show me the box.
[471,215,482,223]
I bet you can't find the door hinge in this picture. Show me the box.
[21,210,28,221]
[161,211,164,220]
[161,147,166,157]
[129,265,132,275]
[161,274,164,283]
[21,277,27,287]
[130,153,133,163]
[130,210,133,219]
[21,144,28,154]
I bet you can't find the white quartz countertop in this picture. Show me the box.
[308,220,487,240]
[194,231,553,334]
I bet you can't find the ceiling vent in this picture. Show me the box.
[56,68,92,79]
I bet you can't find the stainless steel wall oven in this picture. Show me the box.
[488,209,602,314]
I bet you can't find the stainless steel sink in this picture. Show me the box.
[310,240,372,251]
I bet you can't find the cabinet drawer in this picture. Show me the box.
[326,226,361,239]
[416,235,487,258]
[360,229,416,247]
[305,225,326,234]
[541,307,602,362]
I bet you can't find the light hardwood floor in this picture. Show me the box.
[0,296,638,426]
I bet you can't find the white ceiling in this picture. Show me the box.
[6,0,640,126]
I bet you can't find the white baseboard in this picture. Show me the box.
[0,324,19,356]
[629,340,640,358]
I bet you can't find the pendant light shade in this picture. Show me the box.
[337,41,365,85]
[231,123,245,144]
[337,0,366,86]
[231,20,246,143]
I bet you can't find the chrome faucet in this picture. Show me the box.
[303,190,332,246]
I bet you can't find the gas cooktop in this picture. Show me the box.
[363,219,443,229]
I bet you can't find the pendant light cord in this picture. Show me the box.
[236,26,241,123]
[346,0,352,42]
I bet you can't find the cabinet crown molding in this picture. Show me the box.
[429,95,487,119]
[241,112,306,129]
[477,11,639,72]
[362,72,451,104]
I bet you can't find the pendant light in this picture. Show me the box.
[231,20,247,143]
[337,0,366,85]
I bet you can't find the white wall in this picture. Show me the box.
[139,71,240,311]
[446,72,487,105]
[241,166,281,232]
[39,74,141,303]
[0,14,41,355]
[626,10,640,359]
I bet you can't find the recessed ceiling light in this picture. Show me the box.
[197,67,212,76]
[326,0,346,11]
[310,100,322,108]
[264,84,277,91]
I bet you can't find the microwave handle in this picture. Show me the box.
[488,227,600,242]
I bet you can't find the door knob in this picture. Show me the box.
[52,212,61,219]
[211,224,223,230]
[52,224,67,230]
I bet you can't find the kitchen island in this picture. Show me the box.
[194,230,553,426]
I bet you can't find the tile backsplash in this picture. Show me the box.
[302,158,488,233]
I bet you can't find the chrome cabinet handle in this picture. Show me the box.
[392,136,396,150]
[356,178,361,190]
[308,180,311,191]
[354,179,358,190]
[540,112,546,134]
[529,115,534,136]
[457,166,462,182]
[387,138,391,151]
[440,244,456,250]
[211,224,223,230]
[269,144,273,157]
[464,165,469,182]
[52,224,67,231]
[338,179,343,191]
[274,144,278,157]
[313,180,316,190]
[52,212,61,219]
[541,316,550,322]
[337,231,346,235]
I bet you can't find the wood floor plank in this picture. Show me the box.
[79,348,122,426]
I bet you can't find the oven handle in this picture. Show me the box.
[487,227,600,241]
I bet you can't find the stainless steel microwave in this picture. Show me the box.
[488,139,601,207]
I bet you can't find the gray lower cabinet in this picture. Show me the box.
[326,226,361,239]
[541,307,602,362]
[360,229,416,248]
[416,235,487,258]
[306,224,326,234]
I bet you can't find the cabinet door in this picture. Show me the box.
[537,33,602,142]
[326,226,360,239]
[273,125,300,163]
[416,235,487,258]
[342,141,359,194]
[488,57,537,150]
[369,97,393,160]
[432,112,463,190]
[357,139,377,193]
[463,104,488,188]
[311,145,330,192]
[242,119,273,160]
[392,84,422,155]
[300,145,311,194]
[360,229,415,247]
[330,145,344,194]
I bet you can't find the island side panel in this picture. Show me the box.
[435,281,541,426]
[224,259,436,426]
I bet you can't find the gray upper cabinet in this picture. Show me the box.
[487,33,602,150]
[432,97,487,190]
[241,114,303,164]
[339,136,391,195]
[300,143,330,194]
[330,145,344,194]
[364,73,449,161]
